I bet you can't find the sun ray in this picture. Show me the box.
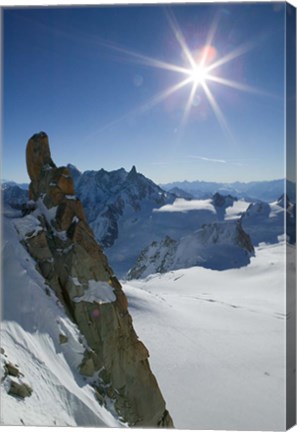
[201,82,233,140]
[98,39,190,75]
[138,76,193,113]
[206,40,255,73]
[84,76,193,140]
[199,14,220,68]
[207,75,275,97]
[181,80,199,128]
[165,8,196,69]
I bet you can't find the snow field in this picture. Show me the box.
[122,242,286,430]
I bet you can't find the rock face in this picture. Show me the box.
[23,132,173,427]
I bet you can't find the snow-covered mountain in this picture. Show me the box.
[1,180,29,190]
[67,167,254,276]
[127,192,295,279]
[3,166,294,277]
[167,187,193,200]
[2,183,29,209]
[67,164,175,249]
[128,220,254,279]
[241,194,294,245]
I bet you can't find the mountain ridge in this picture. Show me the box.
[160,179,295,202]
[67,163,175,249]
[127,219,255,279]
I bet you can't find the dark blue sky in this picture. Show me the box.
[3,3,286,183]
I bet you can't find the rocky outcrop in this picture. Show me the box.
[212,192,237,208]
[212,192,237,221]
[8,381,32,399]
[1,353,32,400]
[22,132,173,427]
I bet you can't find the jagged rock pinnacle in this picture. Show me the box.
[26,132,55,182]
[24,133,173,428]
[130,165,137,174]
[127,164,138,181]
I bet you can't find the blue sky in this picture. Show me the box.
[2,3,286,184]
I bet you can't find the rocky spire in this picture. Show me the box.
[126,164,138,182]
[24,132,173,427]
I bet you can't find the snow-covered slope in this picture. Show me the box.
[1,209,121,427]
[128,220,254,279]
[123,241,287,430]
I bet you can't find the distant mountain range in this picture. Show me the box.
[128,194,295,279]
[2,182,29,209]
[161,179,296,202]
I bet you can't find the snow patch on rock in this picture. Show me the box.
[73,281,116,304]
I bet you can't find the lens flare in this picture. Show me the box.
[87,9,266,141]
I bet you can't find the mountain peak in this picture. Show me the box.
[26,132,56,193]
[277,193,290,208]
[67,163,80,172]
[212,192,237,208]
[68,163,173,249]
[127,165,138,180]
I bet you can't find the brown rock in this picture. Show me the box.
[56,167,75,195]
[26,132,54,182]
[24,133,174,427]
[59,334,68,344]
[5,362,20,377]
[8,380,32,399]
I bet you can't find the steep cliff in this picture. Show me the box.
[22,132,173,427]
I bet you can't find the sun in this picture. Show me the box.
[95,8,261,138]
[189,65,209,85]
